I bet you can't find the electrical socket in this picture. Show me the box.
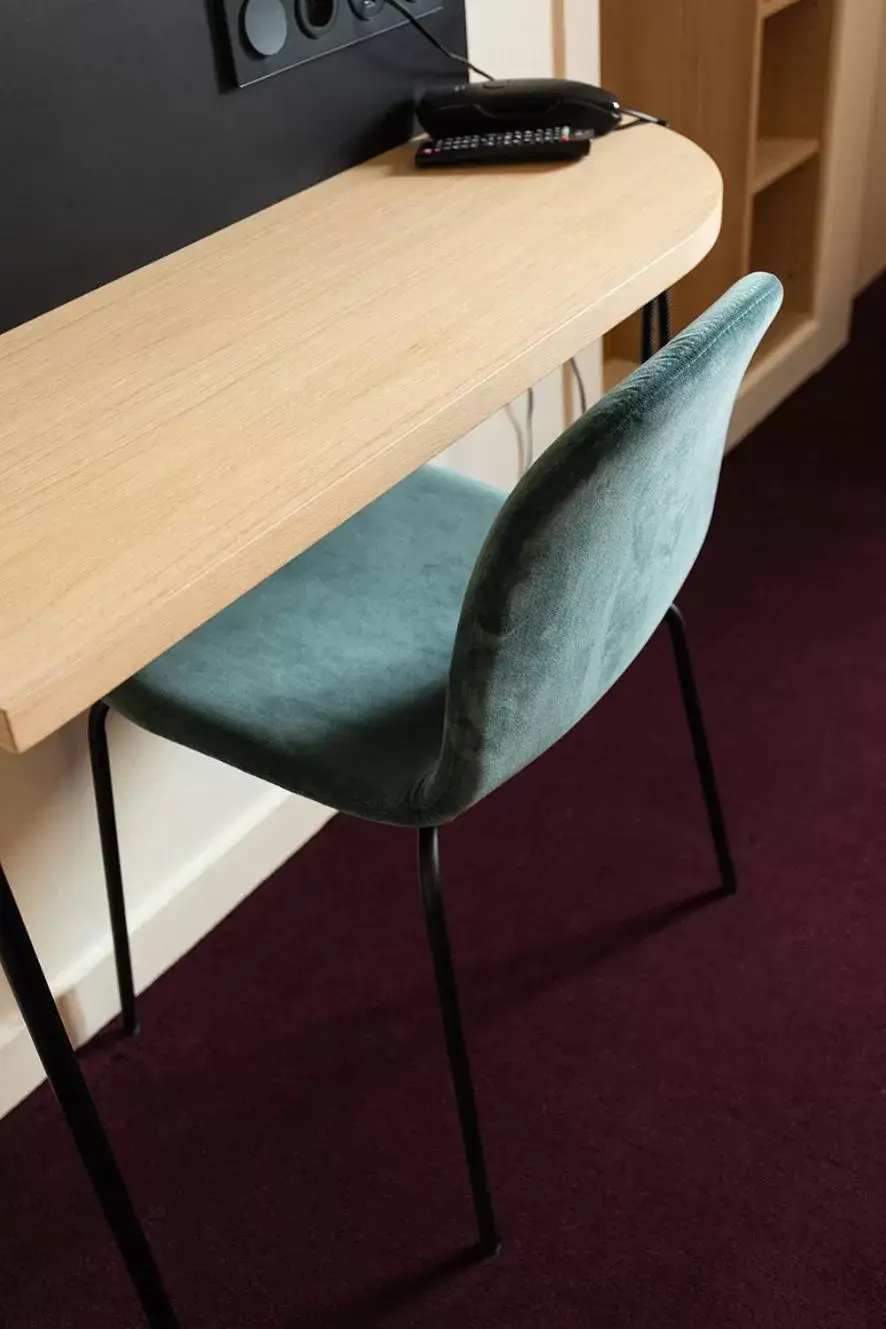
[222,0,445,89]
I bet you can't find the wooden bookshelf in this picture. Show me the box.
[750,152,822,355]
[603,357,637,392]
[762,0,806,17]
[753,136,819,193]
[600,0,836,397]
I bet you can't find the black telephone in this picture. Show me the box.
[414,79,624,168]
[418,79,623,137]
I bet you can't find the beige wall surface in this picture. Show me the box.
[858,1,886,289]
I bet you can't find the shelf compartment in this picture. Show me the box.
[761,0,807,18]
[758,0,835,140]
[603,358,637,393]
[754,309,815,362]
[750,155,821,360]
[753,136,819,193]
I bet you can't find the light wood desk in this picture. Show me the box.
[0,126,720,754]
[0,127,721,1329]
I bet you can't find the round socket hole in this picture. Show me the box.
[241,0,288,56]
[295,0,338,36]
[348,0,384,17]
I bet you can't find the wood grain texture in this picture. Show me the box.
[762,0,807,17]
[751,309,815,363]
[600,0,875,454]
[753,136,820,192]
[814,0,882,324]
[758,0,836,140]
[0,129,720,754]
[601,0,760,361]
[731,0,883,444]
[751,154,822,322]
[857,0,886,289]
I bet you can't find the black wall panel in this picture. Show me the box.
[0,0,467,333]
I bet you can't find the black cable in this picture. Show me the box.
[641,290,673,363]
[658,289,672,345]
[569,358,588,416]
[617,107,669,129]
[386,0,495,82]
[641,303,655,363]
[615,109,669,132]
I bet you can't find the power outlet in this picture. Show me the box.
[222,0,445,89]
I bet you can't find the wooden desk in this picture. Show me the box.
[0,127,721,754]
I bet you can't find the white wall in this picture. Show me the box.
[0,0,601,1119]
[0,717,335,1116]
[466,0,555,74]
[439,0,603,491]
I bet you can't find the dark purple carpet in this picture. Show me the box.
[3,278,886,1329]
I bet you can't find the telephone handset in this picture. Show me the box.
[416,79,624,140]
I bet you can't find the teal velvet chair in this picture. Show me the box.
[73,273,780,1314]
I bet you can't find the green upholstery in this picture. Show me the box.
[112,467,504,822]
[109,273,782,826]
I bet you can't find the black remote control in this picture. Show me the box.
[415,126,592,169]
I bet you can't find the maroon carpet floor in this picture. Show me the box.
[2,278,885,1329]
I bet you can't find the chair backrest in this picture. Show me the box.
[416,272,783,823]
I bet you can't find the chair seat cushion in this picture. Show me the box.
[109,466,505,825]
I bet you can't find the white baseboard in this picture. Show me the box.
[0,793,334,1120]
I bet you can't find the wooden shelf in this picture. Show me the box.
[601,0,760,340]
[761,0,806,18]
[753,136,819,193]
[602,0,835,379]
[754,309,814,360]
[751,154,820,315]
[603,357,637,392]
[758,0,834,142]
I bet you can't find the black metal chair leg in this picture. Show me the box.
[88,702,139,1036]
[665,604,737,895]
[417,826,501,1257]
[0,866,180,1327]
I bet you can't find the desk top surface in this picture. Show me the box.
[0,127,721,753]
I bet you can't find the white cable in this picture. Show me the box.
[506,387,538,477]
[525,386,536,472]
[505,400,528,476]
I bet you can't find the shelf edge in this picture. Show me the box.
[761,0,806,19]
[753,137,820,194]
